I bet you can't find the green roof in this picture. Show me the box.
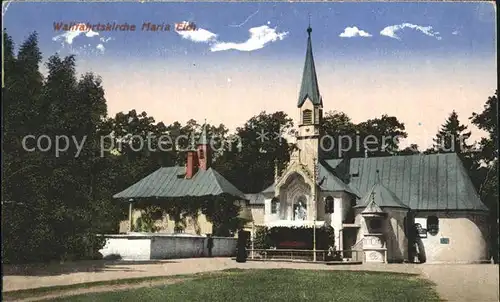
[362,200,384,214]
[113,166,246,200]
[324,153,488,212]
[297,26,322,107]
[262,183,275,194]
[318,163,358,196]
[354,183,410,209]
[262,154,488,212]
[245,193,265,205]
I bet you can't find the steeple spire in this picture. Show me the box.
[198,122,208,145]
[297,24,322,107]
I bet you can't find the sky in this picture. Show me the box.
[3,1,497,149]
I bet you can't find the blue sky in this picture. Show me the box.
[4,1,496,60]
[2,1,497,149]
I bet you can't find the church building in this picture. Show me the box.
[245,26,490,264]
[115,26,490,264]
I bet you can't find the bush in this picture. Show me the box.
[252,225,335,250]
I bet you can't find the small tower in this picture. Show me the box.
[185,133,199,179]
[197,123,212,170]
[296,25,323,172]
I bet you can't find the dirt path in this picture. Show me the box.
[3,258,498,301]
[5,278,192,302]
[419,264,499,302]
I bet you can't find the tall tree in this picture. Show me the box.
[426,111,475,170]
[213,111,293,193]
[470,91,498,263]
[321,112,408,159]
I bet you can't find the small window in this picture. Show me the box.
[369,219,382,230]
[199,149,205,159]
[271,198,279,214]
[302,109,312,125]
[427,215,439,236]
[324,196,334,214]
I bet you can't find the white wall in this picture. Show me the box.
[386,209,408,263]
[264,198,276,223]
[99,234,237,261]
[414,212,489,263]
[354,208,408,263]
[319,191,349,250]
[100,236,152,261]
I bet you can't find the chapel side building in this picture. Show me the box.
[117,125,248,236]
[245,26,490,264]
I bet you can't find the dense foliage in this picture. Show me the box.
[2,31,497,263]
[252,226,335,250]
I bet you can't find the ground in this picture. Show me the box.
[3,258,499,302]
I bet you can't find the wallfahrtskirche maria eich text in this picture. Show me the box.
[53,22,196,32]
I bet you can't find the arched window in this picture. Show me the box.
[427,215,439,236]
[302,109,312,125]
[324,196,334,214]
[271,197,279,214]
[199,149,205,159]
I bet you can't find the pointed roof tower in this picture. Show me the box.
[198,121,209,145]
[354,170,410,209]
[297,25,322,107]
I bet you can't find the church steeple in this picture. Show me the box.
[297,25,322,107]
[295,24,323,173]
[197,122,212,170]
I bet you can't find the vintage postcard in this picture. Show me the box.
[2,1,498,301]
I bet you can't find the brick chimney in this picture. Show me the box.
[186,150,199,179]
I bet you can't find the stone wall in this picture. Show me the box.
[99,234,238,261]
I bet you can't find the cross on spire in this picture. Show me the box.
[297,18,321,107]
[307,13,312,35]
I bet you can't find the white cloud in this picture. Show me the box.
[339,26,372,38]
[52,23,112,56]
[96,44,105,53]
[100,37,112,43]
[52,23,100,45]
[380,23,442,40]
[176,28,217,43]
[210,25,288,52]
[452,30,460,35]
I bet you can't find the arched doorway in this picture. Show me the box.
[277,172,312,221]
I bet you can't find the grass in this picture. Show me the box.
[41,269,441,302]
[3,274,194,301]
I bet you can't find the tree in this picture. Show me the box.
[321,112,408,159]
[1,31,124,263]
[470,91,498,263]
[213,111,293,193]
[398,144,420,155]
[356,115,408,157]
[426,111,475,170]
